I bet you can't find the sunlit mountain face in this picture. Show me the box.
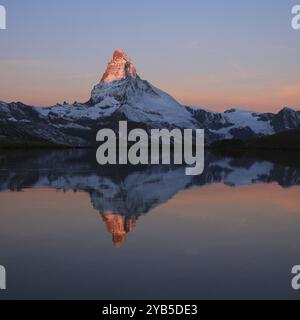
[1,49,300,148]
[1,149,300,247]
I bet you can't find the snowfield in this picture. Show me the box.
[211,109,275,139]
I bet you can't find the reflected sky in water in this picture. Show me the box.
[0,149,300,299]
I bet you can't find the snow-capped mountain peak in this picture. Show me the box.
[101,49,137,83]
[1,49,300,148]
[88,50,197,129]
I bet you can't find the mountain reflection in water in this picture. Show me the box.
[0,149,300,247]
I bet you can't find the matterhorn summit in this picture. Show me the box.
[90,49,197,129]
[1,48,300,148]
[101,49,137,83]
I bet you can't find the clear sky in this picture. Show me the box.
[0,0,299,112]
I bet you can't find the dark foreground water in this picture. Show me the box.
[0,149,300,299]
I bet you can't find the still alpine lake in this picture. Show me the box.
[0,149,300,299]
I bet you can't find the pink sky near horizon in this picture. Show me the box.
[1,1,300,113]
[0,56,299,113]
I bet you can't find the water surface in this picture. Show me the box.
[0,150,300,299]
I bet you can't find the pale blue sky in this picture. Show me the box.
[0,0,299,111]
